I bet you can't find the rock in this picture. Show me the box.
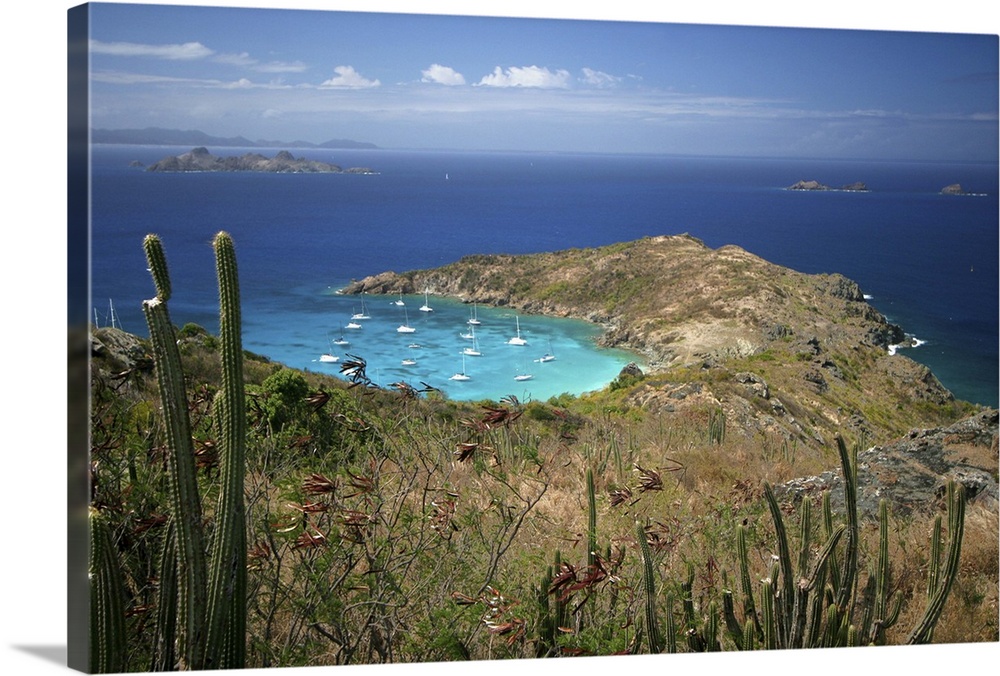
[618,362,644,379]
[773,409,998,519]
[840,181,869,191]
[788,180,829,191]
[735,372,769,399]
[91,327,153,372]
[941,183,966,195]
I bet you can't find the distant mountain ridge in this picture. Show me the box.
[91,127,378,150]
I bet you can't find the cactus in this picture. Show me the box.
[907,481,966,644]
[142,234,209,669]
[90,231,248,671]
[636,522,662,653]
[586,468,597,569]
[203,232,248,669]
[707,407,726,445]
[89,509,127,674]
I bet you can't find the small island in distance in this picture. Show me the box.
[787,179,869,192]
[139,147,378,174]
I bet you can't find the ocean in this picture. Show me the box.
[89,145,998,407]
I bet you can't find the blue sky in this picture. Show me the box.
[82,2,998,160]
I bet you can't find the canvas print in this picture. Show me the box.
[68,2,999,672]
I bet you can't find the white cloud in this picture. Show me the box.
[476,65,571,88]
[421,64,466,86]
[255,60,308,74]
[320,65,381,89]
[580,68,621,88]
[214,51,257,67]
[224,78,255,89]
[89,39,213,60]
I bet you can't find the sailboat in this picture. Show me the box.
[397,308,416,334]
[393,292,405,306]
[346,319,362,330]
[318,338,340,363]
[467,302,481,326]
[419,290,434,312]
[401,357,417,366]
[462,326,482,357]
[514,361,534,381]
[351,296,370,320]
[332,328,350,346]
[535,339,556,363]
[507,316,528,346]
[449,353,471,381]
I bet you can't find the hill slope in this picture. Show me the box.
[343,234,974,447]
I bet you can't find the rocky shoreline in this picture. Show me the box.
[340,234,975,450]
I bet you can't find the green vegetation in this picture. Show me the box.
[87,234,996,671]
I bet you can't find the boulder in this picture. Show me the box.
[773,409,998,519]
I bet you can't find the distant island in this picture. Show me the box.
[92,126,378,150]
[787,179,869,192]
[142,147,377,174]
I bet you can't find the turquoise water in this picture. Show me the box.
[243,290,640,402]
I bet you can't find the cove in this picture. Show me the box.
[243,291,641,402]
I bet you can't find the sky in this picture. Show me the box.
[80,1,999,160]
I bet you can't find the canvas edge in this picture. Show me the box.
[68,3,92,673]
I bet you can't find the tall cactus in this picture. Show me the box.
[142,234,209,670]
[636,521,663,653]
[907,481,965,644]
[204,232,248,669]
[586,468,597,569]
[99,231,248,671]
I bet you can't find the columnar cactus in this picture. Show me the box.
[142,234,209,669]
[204,231,248,669]
[636,521,662,653]
[94,231,248,671]
[89,509,127,674]
[907,481,965,644]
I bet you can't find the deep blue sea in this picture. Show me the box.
[89,145,998,407]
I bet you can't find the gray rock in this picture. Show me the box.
[773,409,998,519]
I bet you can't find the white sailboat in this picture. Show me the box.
[507,316,528,346]
[419,290,434,312]
[401,358,417,366]
[449,353,471,381]
[514,372,534,381]
[393,292,405,306]
[318,338,339,363]
[463,326,482,357]
[346,320,362,330]
[536,339,556,362]
[397,308,416,333]
[351,296,370,320]
[332,328,350,346]
[467,302,481,326]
